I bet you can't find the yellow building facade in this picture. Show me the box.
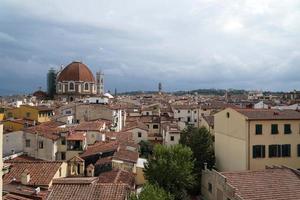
[6,105,53,123]
[215,107,300,171]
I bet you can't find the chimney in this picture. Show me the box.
[204,162,208,170]
[101,133,106,142]
[86,164,95,177]
[21,169,30,185]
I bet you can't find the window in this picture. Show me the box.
[146,112,149,115]
[177,110,180,113]
[188,110,191,113]
[38,141,44,149]
[284,124,292,134]
[194,110,197,114]
[253,145,265,158]
[298,144,300,157]
[281,144,291,157]
[61,152,66,160]
[153,125,159,129]
[271,124,278,134]
[255,124,263,135]
[69,82,75,91]
[194,119,197,122]
[25,139,30,147]
[138,132,142,138]
[187,117,191,122]
[208,183,212,193]
[84,83,89,91]
[178,118,181,121]
[26,112,31,118]
[269,144,281,157]
[226,112,230,118]
[170,136,174,141]
[61,138,66,145]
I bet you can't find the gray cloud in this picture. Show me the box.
[0,0,300,95]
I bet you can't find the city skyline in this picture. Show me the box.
[1,0,300,95]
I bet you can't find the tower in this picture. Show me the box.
[96,71,104,95]
[158,82,162,94]
[47,68,57,99]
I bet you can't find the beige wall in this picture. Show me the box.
[214,108,248,171]
[129,128,148,144]
[23,132,57,161]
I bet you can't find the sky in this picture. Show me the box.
[0,0,300,95]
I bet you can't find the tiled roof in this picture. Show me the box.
[98,169,135,188]
[3,161,63,186]
[123,121,149,131]
[95,156,112,166]
[75,120,106,132]
[4,155,44,163]
[57,61,95,82]
[3,194,32,200]
[80,141,119,158]
[203,115,214,127]
[66,132,86,141]
[221,166,300,200]
[234,108,300,120]
[48,182,129,200]
[113,149,139,163]
[24,121,66,141]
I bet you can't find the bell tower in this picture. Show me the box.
[96,70,104,95]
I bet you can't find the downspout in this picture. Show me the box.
[247,119,250,170]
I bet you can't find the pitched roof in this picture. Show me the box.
[3,161,63,186]
[80,141,119,158]
[234,108,300,120]
[98,169,135,188]
[75,120,106,132]
[221,166,300,200]
[48,182,129,200]
[123,121,149,131]
[113,149,139,163]
[203,115,214,127]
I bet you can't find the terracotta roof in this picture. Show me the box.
[57,61,95,82]
[113,149,139,163]
[221,166,300,200]
[53,177,98,185]
[24,121,66,141]
[3,161,63,186]
[234,108,300,120]
[98,169,135,188]
[171,104,199,110]
[4,155,44,163]
[3,193,32,200]
[80,141,119,158]
[75,120,105,132]
[123,121,149,131]
[48,182,129,200]
[203,115,214,127]
[66,132,86,141]
[95,156,113,166]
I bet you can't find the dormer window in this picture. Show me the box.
[84,82,89,91]
[69,82,75,91]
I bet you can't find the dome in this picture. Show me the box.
[57,61,95,82]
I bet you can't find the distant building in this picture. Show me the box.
[55,61,104,102]
[0,123,3,199]
[47,68,57,99]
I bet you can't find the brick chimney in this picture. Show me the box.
[86,164,95,177]
[21,169,30,185]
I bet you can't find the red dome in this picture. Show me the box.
[57,61,95,82]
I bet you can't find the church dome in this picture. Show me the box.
[57,61,95,82]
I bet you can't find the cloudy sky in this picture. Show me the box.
[0,0,300,95]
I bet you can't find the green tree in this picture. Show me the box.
[129,183,174,200]
[180,126,215,194]
[139,140,153,158]
[144,144,195,200]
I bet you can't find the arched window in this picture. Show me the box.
[69,82,75,91]
[84,83,89,91]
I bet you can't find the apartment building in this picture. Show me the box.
[215,108,300,171]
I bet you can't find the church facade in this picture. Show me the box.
[55,61,104,102]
